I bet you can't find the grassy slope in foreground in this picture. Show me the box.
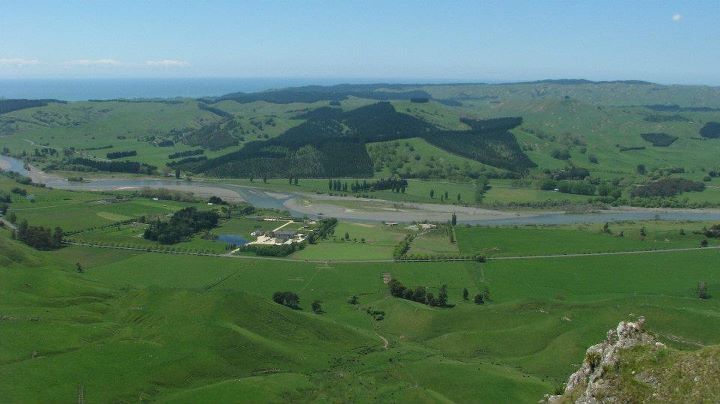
[2,224,720,402]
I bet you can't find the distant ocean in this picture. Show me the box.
[0,78,399,101]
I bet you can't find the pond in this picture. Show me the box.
[216,234,248,246]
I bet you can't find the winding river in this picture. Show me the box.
[3,155,720,225]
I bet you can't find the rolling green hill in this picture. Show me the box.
[3,81,720,207]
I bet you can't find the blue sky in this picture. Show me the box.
[1,0,718,84]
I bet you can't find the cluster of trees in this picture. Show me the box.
[193,102,533,178]
[474,176,489,203]
[424,127,535,173]
[272,291,300,309]
[143,207,219,244]
[2,171,37,186]
[641,132,678,147]
[550,149,571,160]
[214,84,432,104]
[700,122,720,139]
[181,117,242,150]
[388,279,451,307]
[14,220,63,250]
[137,188,196,202]
[307,218,337,243]
[704,224,720,238]
[166,156,207,168]
[556,180,597,196]
[33,147,58,157]
[106,150,137,159]
[82,145,113,151]
[0,99,62,114]
[631,178,705,198]
[208,196,227,205]
[241,242,305,257]
[168,149,205,159]
[198,102,232,118]
[545,166,590,181]
[472,287,491,304]
[69,158,156,174]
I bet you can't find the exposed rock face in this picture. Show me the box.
[545,317,663,403]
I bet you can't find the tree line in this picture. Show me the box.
[106,150,137,159]
[388,279,451,307]
[328,178,408,193]
[69,158,156,174]
[631,178,705,198]
[168,149,205,159]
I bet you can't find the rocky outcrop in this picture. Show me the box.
[544,317,666,403]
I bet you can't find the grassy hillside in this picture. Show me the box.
[367,137,504,179]
[4,81,720,207]
[2,176,719,401]
[3,233,720,402]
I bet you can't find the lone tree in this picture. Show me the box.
[482,286,491,302]
[451,213,457,226]
[52,226,64,248]
[463,288,469,300]
[311,300,323,313]
[437,285,449,306]
[75,262,83,273]
[474,294,485,304]
[348,295,359,305]
[698,281,709,299]
[701,239,709,247]
[430,189,435,199]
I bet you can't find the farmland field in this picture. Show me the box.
[455,222,718,257]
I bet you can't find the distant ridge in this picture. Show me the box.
[511,79,655,86]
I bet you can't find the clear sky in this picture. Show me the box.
[1,0,718,85]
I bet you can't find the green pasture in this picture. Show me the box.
[456,221,718,257]
[293,221,407,260]
[2,230,720,402]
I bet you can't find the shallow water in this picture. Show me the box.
[216,234,248,246]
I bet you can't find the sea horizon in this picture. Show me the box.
[0,77,479,101]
